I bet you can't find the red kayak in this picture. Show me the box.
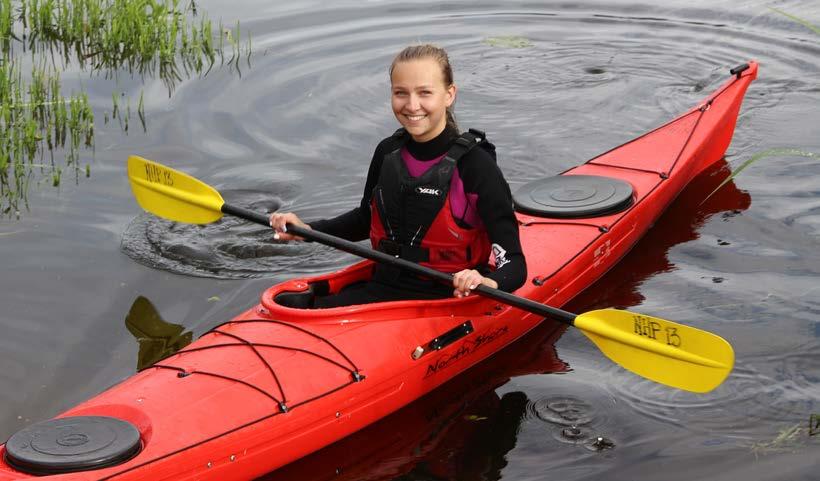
[261,155,753,481]
[0,61,757,480]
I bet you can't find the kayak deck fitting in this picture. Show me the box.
[0,62,757,480]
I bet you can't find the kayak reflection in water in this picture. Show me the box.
[269,44,526,308]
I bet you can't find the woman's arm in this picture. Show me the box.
[459,149,527,292]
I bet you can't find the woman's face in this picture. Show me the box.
[391,58,456,142]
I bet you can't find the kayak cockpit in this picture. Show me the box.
[269,260,373,310]
[259,260,503,323]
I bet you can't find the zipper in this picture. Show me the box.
[378,187,394,240]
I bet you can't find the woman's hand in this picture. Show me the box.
[452,269,497,298]
[269,212,310,241]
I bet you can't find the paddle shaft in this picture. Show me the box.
[221,203,578,325]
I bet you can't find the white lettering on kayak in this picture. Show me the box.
[593,239,611,267]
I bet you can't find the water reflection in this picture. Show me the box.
[120,187,358,279]
[124,295,192,371]
[560,160,816,456]
[260,321,569,481]
[564,158,751,313]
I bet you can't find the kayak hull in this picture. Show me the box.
[0,62,757,480]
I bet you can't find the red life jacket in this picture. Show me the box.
[369,129,493,276]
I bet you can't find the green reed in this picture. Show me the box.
[769,7,820,36]
[483,36,533,48]
[0,0,250,216]
[1,0,12,55]
[16,0,247,89]
[702,149,819,204]
[747,423,813,459]
[0,57,94,213]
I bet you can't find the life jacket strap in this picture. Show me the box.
[376,239,430,263]
[442,128,486,164]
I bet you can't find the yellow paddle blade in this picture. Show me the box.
[127,155,225,224]
[574,309,734,393]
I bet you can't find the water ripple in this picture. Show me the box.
[604,341,818,440]
[121,189,358,279]
[99,4,820,479]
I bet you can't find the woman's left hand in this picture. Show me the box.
[452,269,498,298]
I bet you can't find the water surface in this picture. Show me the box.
[0,1,818,479]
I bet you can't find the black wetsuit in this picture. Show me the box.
[309,126,526,308]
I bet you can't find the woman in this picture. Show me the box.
[270,44,526,308]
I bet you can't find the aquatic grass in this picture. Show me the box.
[137,91,145,131]
[769,7,820,36]
[18,0,249,90]
[702,149,820,204]
[747,423,813,459]
[1,0,251,217]
[1,0,15,58]
[484,36,533,48]
[1,57,94,214]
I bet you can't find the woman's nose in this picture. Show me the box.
[408,94,421,110]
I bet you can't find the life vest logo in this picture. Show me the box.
[492,243,510,268]
[415,186,442,196]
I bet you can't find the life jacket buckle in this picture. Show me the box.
[467,128,486,141]
[454,136,473,147]
[378,239,401,257]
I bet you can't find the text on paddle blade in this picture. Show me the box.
[633,315,681,347]
[144,163,174,186]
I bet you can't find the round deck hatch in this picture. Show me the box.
[4,416,141,475]
[514,175,634,217]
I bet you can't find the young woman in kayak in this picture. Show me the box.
[270,44,526,308]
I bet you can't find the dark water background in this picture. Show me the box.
[1,0,818,479]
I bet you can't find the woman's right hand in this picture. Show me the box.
[269,212,310,241]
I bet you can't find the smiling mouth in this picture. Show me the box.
[405,114,427,121]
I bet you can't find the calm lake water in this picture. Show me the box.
[1,0,818,479]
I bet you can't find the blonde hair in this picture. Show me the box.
[390,44,458,130]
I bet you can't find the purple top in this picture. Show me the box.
[400,148,483,228]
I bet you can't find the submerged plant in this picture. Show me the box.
[702,149,819,203]
[0,0,251,216]
[0,57,94,214]
[769,7,820,36]
[15,0,249,90]
[483,36,533,49]
[747,423,814,459]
